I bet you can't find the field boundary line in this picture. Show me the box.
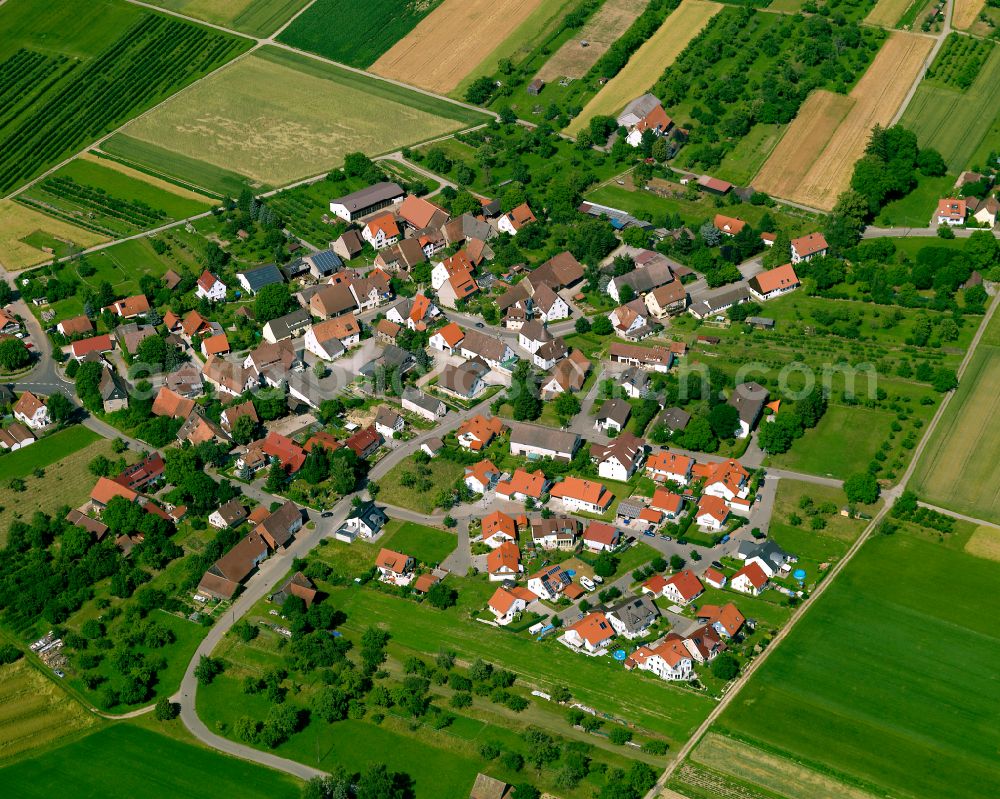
[916,501,1000,530]
[652,289,1000,798]
[266,0,318,40]
[891,0,954,125]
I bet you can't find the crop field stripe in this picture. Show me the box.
[953,0,985,28]
[755,31,933,210]
[909,342,1000,523]
[898,43,1000,172]
[76,152,216,205]
[864,0,913,26]
[565,0,723,136]
[98,134,250,197]
[370,0,546,94]
[258,47,487,125]
[751,92,853,201]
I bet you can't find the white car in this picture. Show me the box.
[579,576,596,592]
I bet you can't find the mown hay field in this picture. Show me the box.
[713,531,1000,799]
[149,0,311,36]
[965,525,1000,561]
[0,200,106,271]
[0,660,96,764]
[370,0,545,94]
[536,0,651,81]
[119,47,482,188]
[565,0,723,136]
[910,338,1000,524]
[899,43,1000,172]
[754,31,932,210]
[864,0,913,26]
[953,0,985,28]
[78,153,216,205]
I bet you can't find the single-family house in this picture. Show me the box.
[702,567,727,589]
[209,499,248,529]
[429,321,465,354]
[497,202,536,236]
[608,300,656,341]
[607,595,659,639]
[460,329,515,371]
[438,360,488,399]
[108,294,150,319]
[13,391,49,429]
[304,315,360,360]
[595,398,632,433]
[590,432,645,481]
[608,342,673,372]
[465,459,502,495]
[152,387,196,419]
[362,213,400,250]
[487,586,537,625]
[201,333,231,358]
[481,509,517,547]
[532,282,570,322]
[714,214,746,236]
[731,561,769,595]
[728,382,769,438]
[70,333,114,361]
[457,414,505,451]
[376,548,415,586]
[197,531,270,599]
[345,426,383,459]
[202,356,259,397]
[582,521,620,552]
[99,368,129,413]
[608,260,676,304]
[401,387,446,421]
[373,406,404,440]
[789,232,829,262]
[683,624,726,663]
[550,476,613,515]
[496,468,548,503]
[530,516,578,550]
[196,270,226,302]
[626,637,694,681]
[650,488,683,519]
[332,230,365,261]
[57,315,93,337]
[340,501,388,539]
[697,602,746,638]
[696,494,730,531]
[0,422,35,450]
[486,541,522,582]
[697,459,750,502]
[747,263,799,302]
[661,569,704,605]
[564,612,615,653]
[936,198,967,226]
[541,349,591,398]
[262,308,312,344]
[736,539,795,577]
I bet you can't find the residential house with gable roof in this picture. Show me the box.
[661,569,705,605]
[401,387,446,421]
[747,264,799,302]
[376,548,415,586]
[530,516,578,550]
[457,414,505,451]
[696,494,730,531]
[497,202,536,236]
[626,637,694,681]
[509,422,580,461]
[487,586,537,625]
[13,391,49,429]
[789,231,829,262]
[550,476,613,515]
[196,270,226,302]
[429,321,465,354]
[731,561,769,595]
[697,602,745,638]
[496,468,549,503]
[487,541,522,581]
[465,459,501,495]
[564,612,615,653]
[527,564,572,601]
[362,213,400,249]
[582,521,619,552]
[590,432,645,481]
[480,509,517,548]
[607,595,659,639]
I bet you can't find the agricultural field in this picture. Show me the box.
[277,0,446,68]
[0,430,120,545]
[864,0,912,26]
[536,0,652,82]
[0,0,250,195]
[565,0,722,135]
[0,659,96,764]
[672,530,1000,799]
[953,0,985,28]
[910,315,1000,524]
[148,0,311,37]
[964,525,1000,561]
[371,0,546,94]
[713,123,784,187]
[17,156,214,238]
[0,723,302,797]
[116,47,484,189]
[0,199,106,271]
[378,457,466,514]
[754,31,932,210]
[900,41,1000,172]
[924,33,994,90]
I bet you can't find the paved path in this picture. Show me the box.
[891,0,952,127]
[650,289,1000,796]
[863,225,1000,239]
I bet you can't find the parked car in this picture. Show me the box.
[592,574,603,584]
[712,561,724,570]
[660,534,672,541]
[643,530,655,537]
[321,511,333,518]
[475,322,485,328]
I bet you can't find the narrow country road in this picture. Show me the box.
[916,501,1000,531]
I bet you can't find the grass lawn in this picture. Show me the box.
[875,173,955,227]
[910,320,1000,523]
[0,430,118,546]
[328,585,714,744]
[0,426,100,480]
[0,658,97,764]
[715,123,785,186]
[378,456,466,514]
[766,404,893,480]
[119,46,484,188]
[0,723,301,798]
[0,199,106,271]
[379,519,456,566]
[706,531,1000,799]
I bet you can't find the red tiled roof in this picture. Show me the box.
[752,263,799,295]
[487,541,520,574]
[664,569,704,602]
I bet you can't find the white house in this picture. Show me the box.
[661,570,705,606]
[362,214,400,250]
[497,202,536,236]
[789,232,829,262]
[401,387,446,421]
[591,433,645,482]
[341,502,388,539]
[373,406,405,440]
[627,637,694,681]
[480,510,517,548]
[936,198,966,227]
[509,423,580,461]
[376,548,415,586]
[13,391,50,430]
[487,586,533,626]
[195,270,226,302]
[527,564,571,601]
[464,461,502,495]
[606,595,659,640]
[549,476,613,516]
[747,264,799,302]
[696,495,729,532]
[645,450,693,484]
[700,460,750,502]
[486,542,522,582]
[532,283,570,322]
[563,613,615,654]
[731,562,769,596]
[303,316,360,360]
[429,322,465,354]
